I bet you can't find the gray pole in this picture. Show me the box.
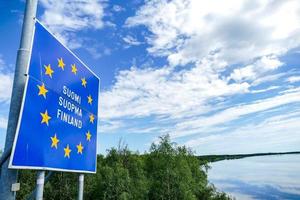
[0,0,38,200]
[35,171,45,200]
[78,174,84,200]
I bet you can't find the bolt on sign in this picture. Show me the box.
[9,20,100,173]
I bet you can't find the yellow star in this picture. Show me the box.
[44,64,54,78]
[86,130,91,141]
[51,134,59,149]
[37,83,48,98]
[58,58,65,70]
[87,95,93,105]
[89,114,95,123]
[81,78,87,88]
[40,110,51,126]
[71,64,77,75]
[64,144,71,158]
[76,142,84,154]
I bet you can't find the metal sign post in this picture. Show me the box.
[35,171,45,200]
[78,174,84,200]
[0,0,38,199]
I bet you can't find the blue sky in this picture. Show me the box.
[1,0,300,155]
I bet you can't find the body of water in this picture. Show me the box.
[208,155,300,200]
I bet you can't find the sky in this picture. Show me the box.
[0,0,300,155]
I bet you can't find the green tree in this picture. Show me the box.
[145,135,229,200]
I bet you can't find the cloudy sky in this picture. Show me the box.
[1,0,300,155]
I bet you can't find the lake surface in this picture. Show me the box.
[208,155,300,200]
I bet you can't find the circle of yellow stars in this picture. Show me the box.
[37,57,96,159]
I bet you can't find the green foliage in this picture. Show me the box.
[16,170,35,199]
[16,135,230,200]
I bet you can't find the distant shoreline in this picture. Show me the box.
[198,151,300,163]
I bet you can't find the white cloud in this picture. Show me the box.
[120,0,300,114]
[172,87,300,138]
[185,109,300,154]
[123,35,142,46]
[250,86,280,94]
[229,56,283,82]
[111,0,300,126]
[100,62,249,121]
[0,73,13,103]
[98,0,300,154]
[0,56,13,103]
[126,0,300,67]
[0,116,8,129]
[99,58,296,140]
[40,0,105,48]
[252,72,287,86]
[287,76,300,83]
[112,5,125,12]
[99,120,125,133]
[41,0,104,31]
[85,44,111,59]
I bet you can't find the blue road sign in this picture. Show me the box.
[9,20,100,173]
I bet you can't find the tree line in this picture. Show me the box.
[17,135,231,200]
[198,151,300,163]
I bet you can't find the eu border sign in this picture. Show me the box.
[9,20,100,173]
